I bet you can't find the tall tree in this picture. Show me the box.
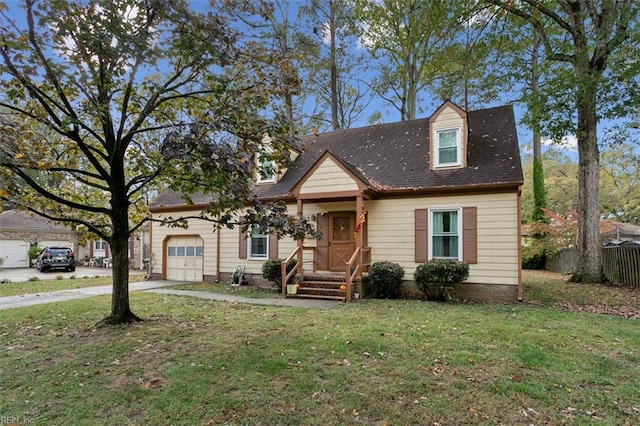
[521,148,579,221]
[297,0,367,130]
[219,0,302,136]
[355,0,459,120]
[486,0,640,282]
[432,1,511,110]
[0,0,309,325]
[530,31,548,223]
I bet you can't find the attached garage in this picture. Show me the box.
[165,236,204,281]
[0,239,29,268]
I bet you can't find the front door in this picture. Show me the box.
[328,212,356,271]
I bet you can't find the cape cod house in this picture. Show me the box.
[148,101,524,301]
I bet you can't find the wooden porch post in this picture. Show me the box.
[356,195,364,278]
[297,199,304,277]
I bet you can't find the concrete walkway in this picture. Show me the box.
[145,288,342,309]
[0,280,341,310]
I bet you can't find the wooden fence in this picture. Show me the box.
[545,249,579,274]
[546,247,640,287]
[601,246,640,287]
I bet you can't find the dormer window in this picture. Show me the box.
[429,100,467,170]
[435,128,462,167]
[257,153,276,183]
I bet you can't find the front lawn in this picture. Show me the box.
[0,271,638,425]
[168,281,283,299]
[0,273,146,297]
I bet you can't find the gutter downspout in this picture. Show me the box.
[216,218,221,282]
[517,185,523,301]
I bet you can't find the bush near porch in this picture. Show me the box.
[414,260,470,301]
[366,261,405,299]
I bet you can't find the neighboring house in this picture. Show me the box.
[0,210,80,268]
[523,209,640,247]
[601,221,640,245]
[149,101,524,301]
[0,209,150,270]
[85,222,150,270]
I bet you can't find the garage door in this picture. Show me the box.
[0,239,29,268]
[166,236,204,281]
[40,240,75,251]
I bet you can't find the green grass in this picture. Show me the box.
[0,271,639,425]
[523,269,640,309]
[168,281,283,299]
[0,273,146,297]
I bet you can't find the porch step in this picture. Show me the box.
[289,293,346,302]
[289,278,347,301]
[302,273,346,282]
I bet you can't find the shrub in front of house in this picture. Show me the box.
[28,246,41,266]
[415,260,469,301]
[368,261,405,299]
[262,258,297,290]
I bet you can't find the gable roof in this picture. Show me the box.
[0,209,75,233]
[291,151,372,198]
[152,104,523,208]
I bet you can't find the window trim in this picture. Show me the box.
[248,225,269,260]
[434,127,462,168]
[428,207,462,260]
[94,239,106,250]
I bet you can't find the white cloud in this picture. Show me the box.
[53,4,146,68]
[542,134,578,152]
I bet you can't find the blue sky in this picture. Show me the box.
[2,0,634,161]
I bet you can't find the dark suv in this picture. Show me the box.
[36,247,76,272]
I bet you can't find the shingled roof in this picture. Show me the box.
[152,104,523,208]
[0,209,74,232]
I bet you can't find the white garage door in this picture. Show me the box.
[0,239,29,268]
[40,240,75,251]
[166,236,204,281]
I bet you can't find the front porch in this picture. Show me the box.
[282,150,376,301]
[281,244,371,302]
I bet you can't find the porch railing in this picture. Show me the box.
[281,245,317,295]
[282,245,370,301]
[345,246,371,302]
[345,248,361,302]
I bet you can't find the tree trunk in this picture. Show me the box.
[96,167,142,326]
[572,82,603,283]
[329,0,339,130]
[406,64,417,121]
[531,32,547,222]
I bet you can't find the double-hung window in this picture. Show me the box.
[435,128,461,167]
[430,208,462,260]
[248,225,268,259]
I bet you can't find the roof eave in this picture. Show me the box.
[376,182,523,197]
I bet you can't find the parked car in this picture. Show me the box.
[35,246,76,272]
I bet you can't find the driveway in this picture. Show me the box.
[0,266,119,283]
[0,267,341,310]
